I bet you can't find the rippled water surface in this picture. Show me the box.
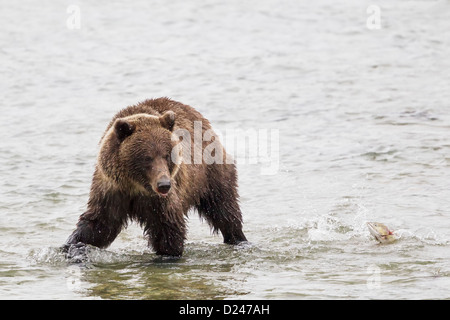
[1,0,450,299]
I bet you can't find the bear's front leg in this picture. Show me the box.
[141,200,187,257]
[63,187,130,253]
[64,214,123,249]
[63,204,126,261]
[147,223,186,257]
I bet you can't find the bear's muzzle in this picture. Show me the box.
[156,176,171,196]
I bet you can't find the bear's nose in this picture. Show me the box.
[156,177,171,195]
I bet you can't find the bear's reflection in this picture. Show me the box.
[67,244,249,299]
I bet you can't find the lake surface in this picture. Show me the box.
[1,0,450,299]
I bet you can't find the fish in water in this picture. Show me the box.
[366,222,397,244]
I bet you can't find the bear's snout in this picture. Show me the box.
[156,176,171,195]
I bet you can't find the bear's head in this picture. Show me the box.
[98,111,178,197]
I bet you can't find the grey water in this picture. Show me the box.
[1,0,450,299]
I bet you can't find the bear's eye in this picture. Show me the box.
[144,156,153,163]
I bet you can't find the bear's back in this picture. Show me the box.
[105,97,209,134]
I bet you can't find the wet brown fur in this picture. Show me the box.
[65,98,247,256]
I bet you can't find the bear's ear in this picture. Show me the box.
[114,119,135,141]
[159,111,176,132]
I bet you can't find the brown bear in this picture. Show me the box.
[64,97,247,257]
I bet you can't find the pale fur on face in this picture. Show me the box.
[96,113,182,195]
